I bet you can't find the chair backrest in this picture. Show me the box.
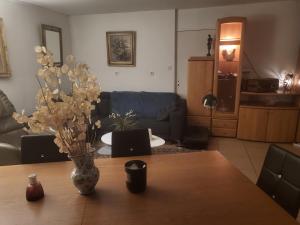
[257,144,300,218]
[21,135,69,164]
[111,129,151,158]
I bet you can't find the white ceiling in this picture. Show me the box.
[18,0,290,15]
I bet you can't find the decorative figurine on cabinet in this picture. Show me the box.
[222,49,236,61]
[207,34,213,56]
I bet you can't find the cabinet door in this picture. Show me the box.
[212,18,246,120]
[266,110,298,142]
[296,117,300,143]
[187,60,214,116]
[237,107,268,141]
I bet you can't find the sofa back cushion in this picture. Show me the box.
[111,91,177,119]
[0,90,16,119]
[95,92,111,118]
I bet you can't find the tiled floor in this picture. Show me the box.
[207,137,300,222]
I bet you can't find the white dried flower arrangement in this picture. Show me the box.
[13,46,101,156]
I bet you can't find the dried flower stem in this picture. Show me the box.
[35,75,53,114]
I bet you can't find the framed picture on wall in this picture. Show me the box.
[41,24,63,66]
[0,18,11,77]
[106,31,136,67]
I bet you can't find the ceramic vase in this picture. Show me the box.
[69,151,99,195]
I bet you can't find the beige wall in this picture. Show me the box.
[0,0,72,113]
[70,10,176,93]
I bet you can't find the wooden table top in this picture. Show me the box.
[0,151,298,225]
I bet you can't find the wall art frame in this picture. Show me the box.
[106,31,136,67]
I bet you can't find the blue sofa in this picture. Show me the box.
[92,91,186,142]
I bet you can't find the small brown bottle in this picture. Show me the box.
[26,174,44,201]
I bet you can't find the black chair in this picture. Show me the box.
[21,135,69,164]
[111,129,151,158]
[257,144,300,218]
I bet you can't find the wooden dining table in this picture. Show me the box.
[0,151,298,225]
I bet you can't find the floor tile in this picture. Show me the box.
[242,141,269,175]
[216,138,256,173]
[239,169,258,183]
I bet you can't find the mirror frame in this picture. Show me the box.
[0,18,11,77]
[41,24,63,66]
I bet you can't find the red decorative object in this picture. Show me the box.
[26,174,44,201]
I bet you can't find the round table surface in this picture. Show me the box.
[100,132,165,148]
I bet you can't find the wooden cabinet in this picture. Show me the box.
[211,17,246,137]
[296,117,300,143]
[187,57,214,128]
[213,17,246,121]
[187,116,211,128]
[212,128,237,137]
[237,106,299,142]
[237,107,269,141]
[266,109,298,142]
[212,119,237,129]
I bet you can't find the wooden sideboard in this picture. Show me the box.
[237,105,299,142]
[238,92,300,142]
[186,20,299,142]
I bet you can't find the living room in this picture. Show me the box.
[0,0,300,224]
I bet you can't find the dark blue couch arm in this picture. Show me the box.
[169,98,186,142]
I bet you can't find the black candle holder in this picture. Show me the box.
[125,160,147,193]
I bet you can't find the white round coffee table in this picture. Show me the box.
[101,132,165,148]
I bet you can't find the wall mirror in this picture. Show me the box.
[41,24,63,66]
[0,18,11,77]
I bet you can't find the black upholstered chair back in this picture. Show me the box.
[21,135,69,164]
[257,144,300,218]
[111,129,151,158]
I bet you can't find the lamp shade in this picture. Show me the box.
[202,94,217,108]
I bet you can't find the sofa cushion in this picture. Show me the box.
[157,103,177,121]
[0,90,16,118]
[0,117,24,134]
[111,91,177,119]
[94,92,111,118]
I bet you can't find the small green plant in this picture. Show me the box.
[109,110,137,131]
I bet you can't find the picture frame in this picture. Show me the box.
[41,24,63,66]
[106,31,136,67]
[0,18,11,77]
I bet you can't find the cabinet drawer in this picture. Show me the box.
[187,116,211,129]
[212,128,236,137]
[212,119,237,129]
